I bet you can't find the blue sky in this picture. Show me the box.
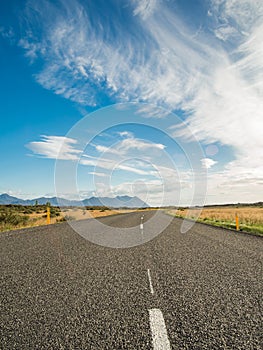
[0,0,262,206]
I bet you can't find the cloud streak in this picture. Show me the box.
[26,135,82,160]
[19,0,221,110]
[17,0,263,203]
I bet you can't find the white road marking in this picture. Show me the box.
[149,308,171,350]
[140,215,144,231]
[147,268,154,294]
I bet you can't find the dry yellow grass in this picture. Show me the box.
[29,208,136,226]
[172,207,263,225]
[167,206,263,235]
[0,205,148,232]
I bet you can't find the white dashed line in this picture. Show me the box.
[147,268,154,295]
[149,308,171,350]
[140,216,144,230]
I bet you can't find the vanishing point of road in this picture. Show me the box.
[1,211,262,349]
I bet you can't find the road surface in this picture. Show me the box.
[1,211,262,349]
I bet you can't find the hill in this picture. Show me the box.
[0,193,149,208]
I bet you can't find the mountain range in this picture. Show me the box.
[0,193,149,208]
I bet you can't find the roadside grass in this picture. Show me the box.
[0,205,137,232]
[167,206,263,236]
[0,205,62,232]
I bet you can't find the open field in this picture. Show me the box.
[167,206,263,236]
[0,205,136,232]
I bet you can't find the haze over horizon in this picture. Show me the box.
[0,0,262,206]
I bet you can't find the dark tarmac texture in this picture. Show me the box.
[1,211,262,349]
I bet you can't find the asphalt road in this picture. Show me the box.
[1,211,262,349]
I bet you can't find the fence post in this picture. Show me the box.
[235,213,239,231]
[47,206,51,225]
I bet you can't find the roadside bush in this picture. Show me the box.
[22,208,35,214]
[43,207,61,218]
[57,217,66,222]
[57,215,75,222]
[0,212,29,227]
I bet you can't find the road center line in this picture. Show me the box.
[149,308,171,350]
[140,215,144,230]
[147,268,154,294]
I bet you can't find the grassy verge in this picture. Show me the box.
[166,207,263,237]
[0,205,62,232]
[0,205,137,232]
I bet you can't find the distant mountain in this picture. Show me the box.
[27,197,82,206]
[0,193,24,205]
[0,193,149,208]
[83,195,148,208]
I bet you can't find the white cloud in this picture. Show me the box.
[0,26,15,40]
[88,171,106,177]
[19,38,45,61]
[210,0,263,36]
[119,138,165,151]
[135,104,171,118]
[214,25,239,41]
[168,0,263,202]
[117,164,150,175]
[0,189,38,200]
[19,0,220,110]
[26,135,82,160]
[18,0,263,127]
[19,0,263,203]
[117,131,134,138]
[132,0,157,20]
[93,144,115,154]
[237,22,263,96]
[201,158,217,169]
[81,154,158,177]
[92,137,165,156]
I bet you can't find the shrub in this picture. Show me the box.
[56,215,76,222]
[0,212,29,227]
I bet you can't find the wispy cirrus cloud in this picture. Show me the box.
[17,0,263,130]
[80,155,150,176]
[26,135,82,160]
[113,137,165,152]
[209,0,263,40]
[132,0,157,20]
[81,134,164,177]
[135,104,171,118]
[26,134,158,178]
[92,133,165,157]
[88,171,107,177]
[16,0,263,203]
[18,0,220,110]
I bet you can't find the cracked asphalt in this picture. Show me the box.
[1,210,262,349]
